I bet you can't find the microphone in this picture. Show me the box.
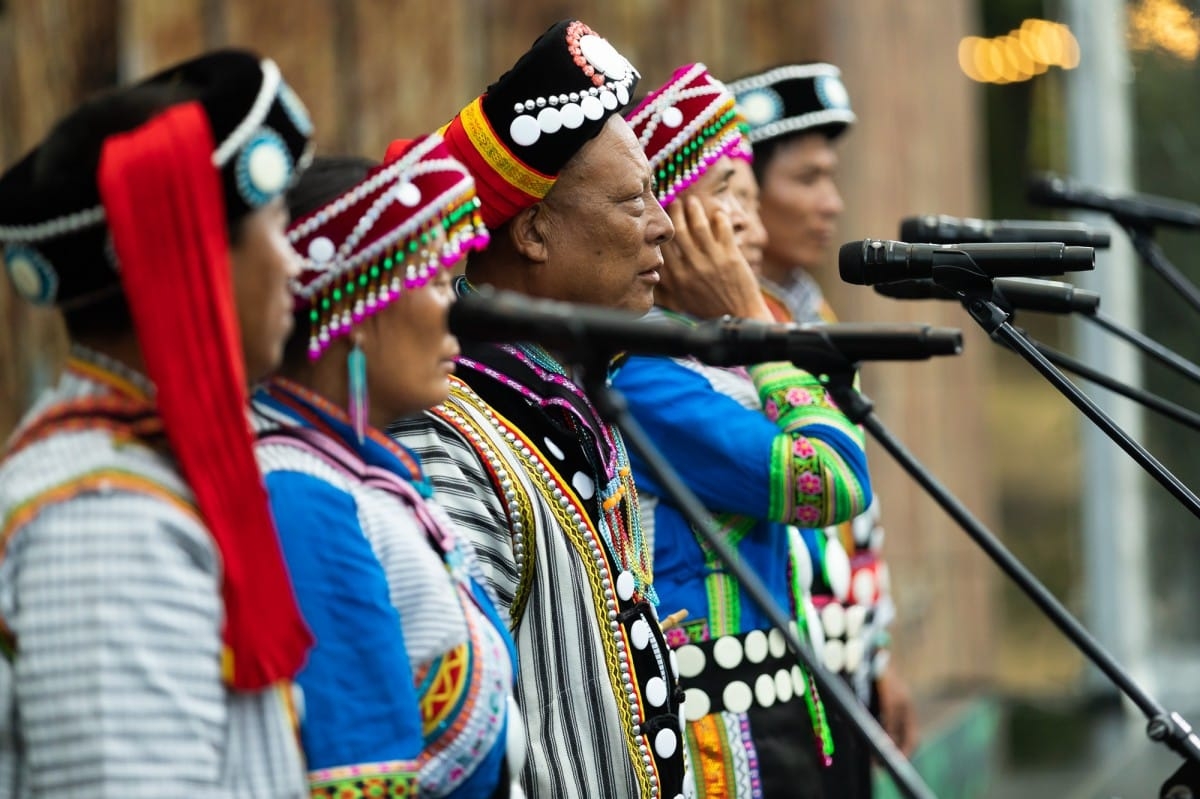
[839,239,1095,286]
[1028,173,1200,231]
[899,214,1110,248]
[874,277,1100,316]
[449,288,963,369]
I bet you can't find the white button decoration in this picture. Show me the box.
[852,569,877,607]
[581,94,605,121]
[846,604,868,638]
[712,636,743,670]
[722,680,753,714]
[845,637,865,674]
[820,602,847,638]
[645,676,668,707]
[743,630,768,664]
[571,471,595,500]
[578,34,628,80]
[870,526,887,553]
[822,638,846,673]
[660,106,684,128]
[775,669,794,703]
[824,537,852,601]
[630,618,651,650]
[505,695,528,775]
[794,541,814,591]
[768,628,787,659]
[307,236,335,264]
[683,687,710,721]
[738,90,782,126]
[292,682,306,723]
[804,599,826,653]
[675,644,706,679]
[600,89,619,110]
[247,141,290,196]
[7,253,41,297]
[792,665,808,696]
[816,74,851,110]
[560,102,585,130]
[537,107,562,134]
[615,570,635,602]
[669,649,679,679]
[542,436,565,460]
[654,727,678,759]
[510,114,541,147]
[397,181,422,208]
[617,84,630,106]
[755,673,777,708]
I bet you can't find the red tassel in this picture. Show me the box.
[98,101,312,690]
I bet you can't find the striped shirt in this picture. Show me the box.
[0,364,306,798]
[391,345,688,799]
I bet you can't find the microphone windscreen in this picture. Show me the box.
[838,240,869,285]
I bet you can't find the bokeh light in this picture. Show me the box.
[959,19,1079,84]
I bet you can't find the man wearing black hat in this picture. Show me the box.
[390,20,685,799]
[728,63,919,799]
[0,52,314,796]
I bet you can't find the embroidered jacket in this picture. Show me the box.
[0,354,307,798]
[612,308,873,799]
[252,380,519,799]
[760,275,898,700]
[390,314,687,799]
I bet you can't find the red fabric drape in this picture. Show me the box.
[98,100,311,690]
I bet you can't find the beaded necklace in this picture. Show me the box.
[452,281,654,601]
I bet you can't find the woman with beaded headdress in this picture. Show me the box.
[0,51,315,796]
[250,137,522,798]
[616,63,873,799]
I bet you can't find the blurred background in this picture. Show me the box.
[3,1,1199,796]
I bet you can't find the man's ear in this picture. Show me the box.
[508,203,549,264]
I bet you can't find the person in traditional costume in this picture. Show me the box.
[389,19,688,799]
[0,50,315,797]
[615,63,873,799]
[727,64,919,798]
[252,138,523,798]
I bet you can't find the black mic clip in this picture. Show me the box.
[1163,758,1200,799]
[926,260,1012,334]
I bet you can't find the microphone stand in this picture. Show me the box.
[925,263,1200,522]
[1004,335,1200,435]
[568,350,936,799]
[916,265,1200,795]
[1123,224,1200,317]
[1082,310,1200,387]
[818,364,1200,799]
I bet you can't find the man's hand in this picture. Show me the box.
[659,197,773,322]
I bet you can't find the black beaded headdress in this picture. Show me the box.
[0,49,314,309]
[441,19,640,227]
[726,63,856,146]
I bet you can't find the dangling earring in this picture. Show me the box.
[348,332,368,445]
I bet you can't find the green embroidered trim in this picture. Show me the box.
[308,761,419,797]
[696,513,756,636]
[751,361,868,528]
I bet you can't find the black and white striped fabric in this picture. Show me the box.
[391,365,688,799]
[0,368,306,798]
